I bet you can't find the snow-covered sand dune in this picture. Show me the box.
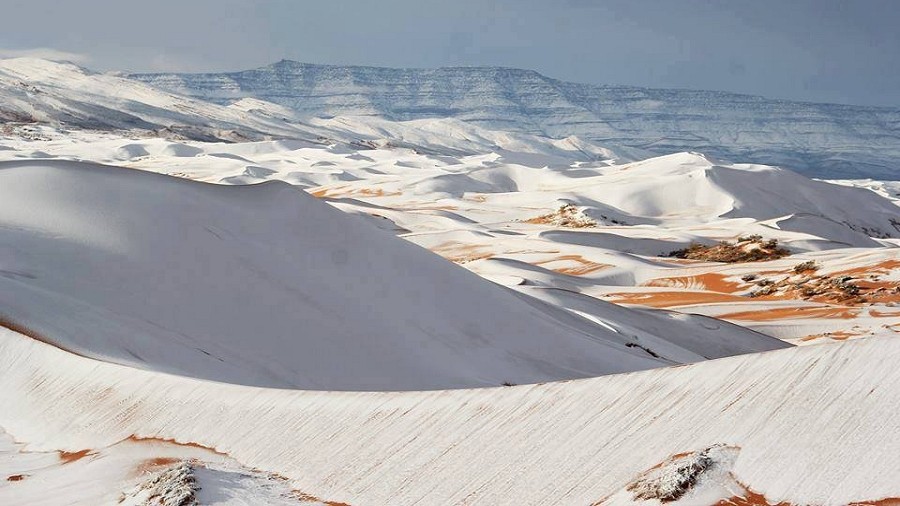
[3,121,899,344]
[1,326,898,505]
[0,159,785,391]
[3,58,900,504]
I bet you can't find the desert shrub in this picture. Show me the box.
[666,237,790,263]
[793,260,818,273]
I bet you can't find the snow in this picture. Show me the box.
[3,115,899,349]
[0,159,789,391]
[129,59,900,180]
[3,57,900,504]
[2,327,899,505]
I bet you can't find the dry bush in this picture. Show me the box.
[667,237,790,263]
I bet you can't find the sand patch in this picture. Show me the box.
[126,436,227,457]
[534,255,609,276]
[719,306,858,322]
[800,330,859,342]
[645,273,743,293]
[311,186,399,198]
[430,242,495,263]
[135,457,183,476]
[607,291,749,308]
[715,484,791,506]
[59,449,92,464]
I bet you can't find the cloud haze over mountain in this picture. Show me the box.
[3,0,899,106]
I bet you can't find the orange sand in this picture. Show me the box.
[800,330,859,342]
[430,242,495,263]
[58,449,91,464]
[534,255,609,276]
[607,291,749,308]
[719,306,858,322]
[645,273,743,292]
[134,457,182,475]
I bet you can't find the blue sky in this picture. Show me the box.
[3,0,898,107]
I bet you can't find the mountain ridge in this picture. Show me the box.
[130,59,900,179]
[152,59,900,111]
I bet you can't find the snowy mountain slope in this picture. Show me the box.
[0,159,787,391]
[130,60,900,179]
[2,327,898,505]
[0,58,645,165]
[0,58,332,143]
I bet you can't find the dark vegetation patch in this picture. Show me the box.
[667,236,790,263]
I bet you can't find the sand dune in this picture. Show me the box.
[0,159,786,391]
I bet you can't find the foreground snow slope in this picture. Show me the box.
[1,327,897,505]
[0,160,786,390]
[130,59,900,179]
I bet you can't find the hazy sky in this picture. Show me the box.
[3,0,899,107]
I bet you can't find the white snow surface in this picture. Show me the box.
[1,327,898,505]
[3,58,900,504]
[0,159,786,390]
[129,59,900,179]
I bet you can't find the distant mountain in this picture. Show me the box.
[0,58,328,143]
[130,60,900,179]
[0,59,634,161]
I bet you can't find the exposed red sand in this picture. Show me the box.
[125,435,227,457]
[645,273,744,293]
[607,291,749,308]
[310,186,399,198]
[134,457,182,476]
[430,242,495,263]
[719,306,859,322]
[839,259,900,276]
[58,449,91,464]
[715,487,791,506]
[800,330,859,342]
[637,258,900,307]
[534,255,609,276]
[309,185,343,197]
[6,474,26,481]
[618,258,900,328]
[745,259,900,305]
